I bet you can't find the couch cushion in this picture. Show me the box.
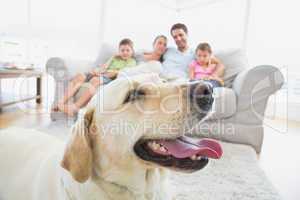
[208,87,237,120]
[117,61,237,120]
[215,49,249,87]
[94,45,249,88]
[118,61,163,78]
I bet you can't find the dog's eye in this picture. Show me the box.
[124,89,146,104]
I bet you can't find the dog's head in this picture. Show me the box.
[61,74,222,183]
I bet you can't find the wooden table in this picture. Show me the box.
[0,69,43,112]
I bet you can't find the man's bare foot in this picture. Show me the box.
[57,103,79,117]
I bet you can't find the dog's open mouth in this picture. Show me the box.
[134,136,223,172]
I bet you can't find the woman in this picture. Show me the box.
[135,35,168,64]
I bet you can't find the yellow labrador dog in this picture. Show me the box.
[0,74,222,200]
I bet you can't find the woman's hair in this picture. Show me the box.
[196,42,212,54]
[153,35,167,63]
[119,38,134,49]
[153,35,167,46]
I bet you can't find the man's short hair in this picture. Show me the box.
[170,23,188,36]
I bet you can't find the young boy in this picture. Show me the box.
[55,38,137,116]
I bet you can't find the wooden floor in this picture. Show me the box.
[0,103,300,200]
[0,104,52,129]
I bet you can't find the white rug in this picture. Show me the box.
[171,142,281,200]
[38,121,281,200]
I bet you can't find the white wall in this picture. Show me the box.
[247,0,300,68]
[102,0,246,50]
[0,0,102,64]
[247,0,300,121]
[0,0,103,110]
[1,0,299,119]
[1,0,299,67]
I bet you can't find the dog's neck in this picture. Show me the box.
[62,167,171,200]
[92,167,171,200]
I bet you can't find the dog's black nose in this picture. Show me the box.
[189,81,214,113]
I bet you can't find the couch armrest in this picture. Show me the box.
[190,66,284,153]
[46,57,94,121]
[232,65,284,124]
[46,57,69,81]
[208,87,237,120]
[46,57,94,81]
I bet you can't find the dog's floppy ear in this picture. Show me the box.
[61,108,95,183]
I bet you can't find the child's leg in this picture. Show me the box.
[61,77,101,116]
[57,73,86,106]
[74,77,101,108]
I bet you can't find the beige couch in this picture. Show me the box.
[46,44,283,154]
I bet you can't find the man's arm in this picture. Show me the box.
[212,57,225,78]
[189,64,195,80]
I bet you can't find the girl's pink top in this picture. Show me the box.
[189,60,217,79]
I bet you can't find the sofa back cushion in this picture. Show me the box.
[215,49,249,87]
[65,59,94,78]
[94,43,117,66]
[94,45,249,88]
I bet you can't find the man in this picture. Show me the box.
[162,23,195,79]
[162,23,225,83]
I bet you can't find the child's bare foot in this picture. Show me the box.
[57,103,79,117]
[51,105,59,112]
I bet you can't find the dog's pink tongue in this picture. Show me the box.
[159,136,223,159]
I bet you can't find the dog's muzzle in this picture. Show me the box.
[189,81,214,114]
[133,80,222,172]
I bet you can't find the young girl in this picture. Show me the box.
[189,43,225,87]
[56,38,137,116]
